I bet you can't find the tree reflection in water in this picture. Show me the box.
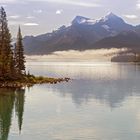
[0,88,25,140]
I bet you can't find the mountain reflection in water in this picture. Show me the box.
[27,62,140,108]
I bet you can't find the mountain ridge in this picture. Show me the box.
[23,13,140,55]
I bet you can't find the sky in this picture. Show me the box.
[1,0,140,37]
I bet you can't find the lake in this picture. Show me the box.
[0,62,140,140]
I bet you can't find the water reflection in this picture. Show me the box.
[28,63,140,108]
[53,77,140,108]
[0,88,25,140]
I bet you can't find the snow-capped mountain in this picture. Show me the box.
[95,12,133,32]
[72,16,96,25]
[23,13,140,55]
[72,12,133,31]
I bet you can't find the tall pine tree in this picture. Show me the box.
[15,26,25,77]
[0,7,14,79]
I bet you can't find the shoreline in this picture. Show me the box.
[0,76,70,88]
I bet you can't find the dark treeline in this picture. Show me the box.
[0,7,25,81]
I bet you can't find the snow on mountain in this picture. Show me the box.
[72,16,99,25]
[102,25,110,31]
[99,12,122,22]
[72,13,126,26]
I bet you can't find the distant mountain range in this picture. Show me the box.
[23,12,140,55]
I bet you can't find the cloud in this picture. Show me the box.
[9,21,39,26]
[9,15,20,19]
[0,0,27,5]
[26,16,35,19]
[0,0,17,3]
[34,9,43,13]
[137,0,140,9]
[9,20,24,25]
[0,0,101,8]
[56,9,63,15]
[26,48,127,61]
[123,14,138,19]
[23,23,39,26]
[29,0,101,8]
[0,4,7,7]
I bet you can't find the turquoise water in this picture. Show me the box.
[1,62,140,140]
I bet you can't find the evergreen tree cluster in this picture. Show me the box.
[0,7,25,80]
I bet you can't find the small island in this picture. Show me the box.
[0,7,70,88]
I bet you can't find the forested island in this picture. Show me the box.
[0,7,70,88]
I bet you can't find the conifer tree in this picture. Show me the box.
[15,26,25,77]
[0,7,13,79]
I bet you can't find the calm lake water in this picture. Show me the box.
[1,62,140,140]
